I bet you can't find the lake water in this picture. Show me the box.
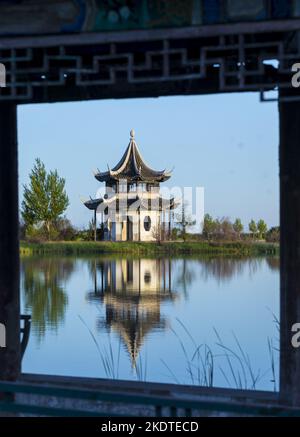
[20,255,279,391]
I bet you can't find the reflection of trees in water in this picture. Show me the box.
[173,259,196,299]
[21,257,74,340]
[265,257,280,271]
[174,257,277,288]
[197,258,267,284]
[200,258,263,283]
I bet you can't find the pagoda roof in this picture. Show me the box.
[83,195,179,212]
[94,129,172,183]
[83,197,103,211]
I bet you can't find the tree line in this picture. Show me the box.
[20,159,279,243]
[201,214,279,243]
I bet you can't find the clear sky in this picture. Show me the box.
[18,92,279,230]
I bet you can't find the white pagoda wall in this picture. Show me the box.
[139,210,159,242]
[108,210,160,242]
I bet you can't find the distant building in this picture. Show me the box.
[84,130,177,241]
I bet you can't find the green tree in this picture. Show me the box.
[22,158,69,240]
[249,219,257,240]
[202,213,216,240]
[257,219,268,240]
[233,218,243,239]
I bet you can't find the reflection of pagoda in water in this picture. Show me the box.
[87,258,177,367]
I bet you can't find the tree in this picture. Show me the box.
[202,213,216,240]
[249,219,257,240]
[265,226,280,243]
[257,219,268,240]
[19,219,26,240]
[220,217,235,240]
[233,218,243,239]
[22,158,69,240]
[152,224,163,243]
[175,201,196,241]
[55,218,77,241]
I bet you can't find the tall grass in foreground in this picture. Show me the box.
[135,352,148,382]
[162,320,214,387]
[79,315,121,379]
[79,315,148,381]
[79,314,279,391]
[266,307,280,392]
[161,318,279,391]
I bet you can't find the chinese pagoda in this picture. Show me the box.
[83,129,177,241]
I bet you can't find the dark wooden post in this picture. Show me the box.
[0,102,20,381]
[279,89,300,406]
[94,209,97,242]
[138,208,141,241]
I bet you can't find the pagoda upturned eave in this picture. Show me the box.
[83,198,103,211]
[84,195,178,212]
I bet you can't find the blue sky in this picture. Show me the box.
[18,92,279,230]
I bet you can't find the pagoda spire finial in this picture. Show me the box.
[130,129,135,139]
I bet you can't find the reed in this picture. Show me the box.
[20,240,279,257]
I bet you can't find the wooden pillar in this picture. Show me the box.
[279,89,300,406]
[0,102,20,381]
[94,209,97,242]
[138,208,141,241]
[108,218,112,241]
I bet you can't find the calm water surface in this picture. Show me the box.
[20,256,279,391]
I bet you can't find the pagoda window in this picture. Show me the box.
[138,183,147,192]
[128,183,137,192]
[106,183,116,195]
[148,184,158,193]
[118,182,127,193]
[144,216,151,232]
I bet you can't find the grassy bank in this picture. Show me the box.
[20,240,279,257]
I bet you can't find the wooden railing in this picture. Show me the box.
[0,380,300,417]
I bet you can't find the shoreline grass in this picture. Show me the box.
[20,240,279,257]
